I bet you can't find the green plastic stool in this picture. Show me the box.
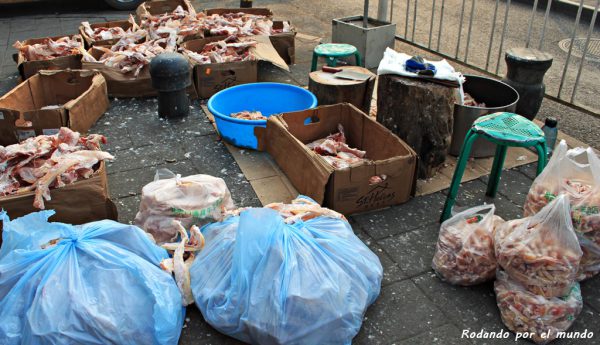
[311,43,362,71]
[440,112,548,222]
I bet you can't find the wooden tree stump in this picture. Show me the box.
[308,66,376,114]
[376,74,455,179]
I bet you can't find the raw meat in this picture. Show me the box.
[183,35,257,65]
[0,127,113,209]
[13,36,82,61]
[306,124,369,169]
[229,110,266,120]
[135,173,235,243]
[463,92,486,107]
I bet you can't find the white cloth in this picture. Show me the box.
[377,48,466,103]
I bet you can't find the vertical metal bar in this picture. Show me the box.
[570,0,599,103]
[558,0,585,98]
[485,0,500,70]
[390,0,395,23]
[411,0,418,41]
[363,0,370,28]
[539,0,553,50]
[428,0,437,48]
[464,0,476,62]
[437,0,446,51]
[405,0,410,38]
[455,0,467,59]
[378,0,389,21]
[495,0,511,75]
[525,0,539,48]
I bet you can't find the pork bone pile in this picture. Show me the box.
[306,124,369,169]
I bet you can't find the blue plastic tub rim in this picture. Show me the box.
[207,82,318,125]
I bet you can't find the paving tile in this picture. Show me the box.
[165,104,216,137]
[378,223,440,277]
[515,162,539,180]
[257,61,299,85]
[479,168,533,208]
[350,221,408,286]
[113,195,141,225]
[180,307,244,345]
[396,323,474,345]
[109,161,199,199]
[580,276,600,313]
[90,118,133,154]
[353,279,447,344]
[453,179,524,221]
[352,192,447,240]
[106,142,187,174]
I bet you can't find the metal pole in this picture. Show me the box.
[495,0,511,75]
[464,0,476,62]
[429,0,437,48]
[390,0,395,22]
[485,0,500,70]
[525,0,539,48]
[570,0,599,103]
[364,0,370,28]
[455,0,467,59]
[412,0,418,41]
[539,0,553,50]
[405,0,411,38]
[437,0,446,51]
[378,0,389,21]
[558,0,585,98]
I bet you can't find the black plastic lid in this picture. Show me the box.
[544,117,558,128]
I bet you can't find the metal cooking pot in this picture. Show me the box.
[449,75,519,158]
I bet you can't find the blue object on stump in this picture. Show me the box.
[208,82,317,149]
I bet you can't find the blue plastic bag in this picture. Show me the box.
[191,207,383,345]
[0,211,184,345]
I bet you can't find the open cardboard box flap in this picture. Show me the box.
[16,35,84,80]
[205,7,273,17]
[79,18,139,48]
[0,70,108,145]
[260,103,418,213]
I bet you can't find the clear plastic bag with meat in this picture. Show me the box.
[494,270,583,344]
[524,140,600,281]
[0,210,184,345]
[496,194,583,297]
[191,196,382,345]
[432,204,503,285]
[134,169,235,244]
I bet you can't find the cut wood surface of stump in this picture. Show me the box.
[376,74,455,179]
[308,66,376,114]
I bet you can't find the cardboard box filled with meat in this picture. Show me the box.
[181,35,288,99]
[204,8,296,64]
[136,0,196,18]
[13,35,84,80]
[260,103,418,215]
[79,17,142,48]
[0,70,109,146]
[0,128,118,243]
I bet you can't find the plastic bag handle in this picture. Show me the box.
[444,203,496,226]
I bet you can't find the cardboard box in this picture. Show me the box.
[0,162,118,232]
[182,35,288,99]
[0,70,109,146]
[16,35,84,80]
[79,19,136,48]
[136,0,195,19]
[260,103,418,215]
[204,8,295,64]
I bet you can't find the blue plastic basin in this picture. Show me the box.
[207,83,317,149]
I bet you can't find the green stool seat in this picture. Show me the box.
[440,112,548,222]
[311,43,362,71]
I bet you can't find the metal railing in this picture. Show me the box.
[387,0,600,115]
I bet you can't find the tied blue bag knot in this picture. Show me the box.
[191,200,383,345]
[0,211,184,345]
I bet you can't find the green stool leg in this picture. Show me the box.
[354,51,362,67]
[534,142,548,176]
[311,52,318,72]
[486,144,508,197]
[441,129,479,222]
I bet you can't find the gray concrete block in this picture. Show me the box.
[180,308,244,345]
[479,168,533,208]
[453,179,524,221]
[396,323,474,345]
[113,195,141,225]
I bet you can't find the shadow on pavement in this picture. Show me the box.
[0,0,116,18]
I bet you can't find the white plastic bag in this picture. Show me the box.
[524,140,600,280]
[432,204,502,285]
[495,270,582,345]
[496,194,582,297]
[135,170,235,243]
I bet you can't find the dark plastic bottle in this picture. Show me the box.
[542,117,558,155]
